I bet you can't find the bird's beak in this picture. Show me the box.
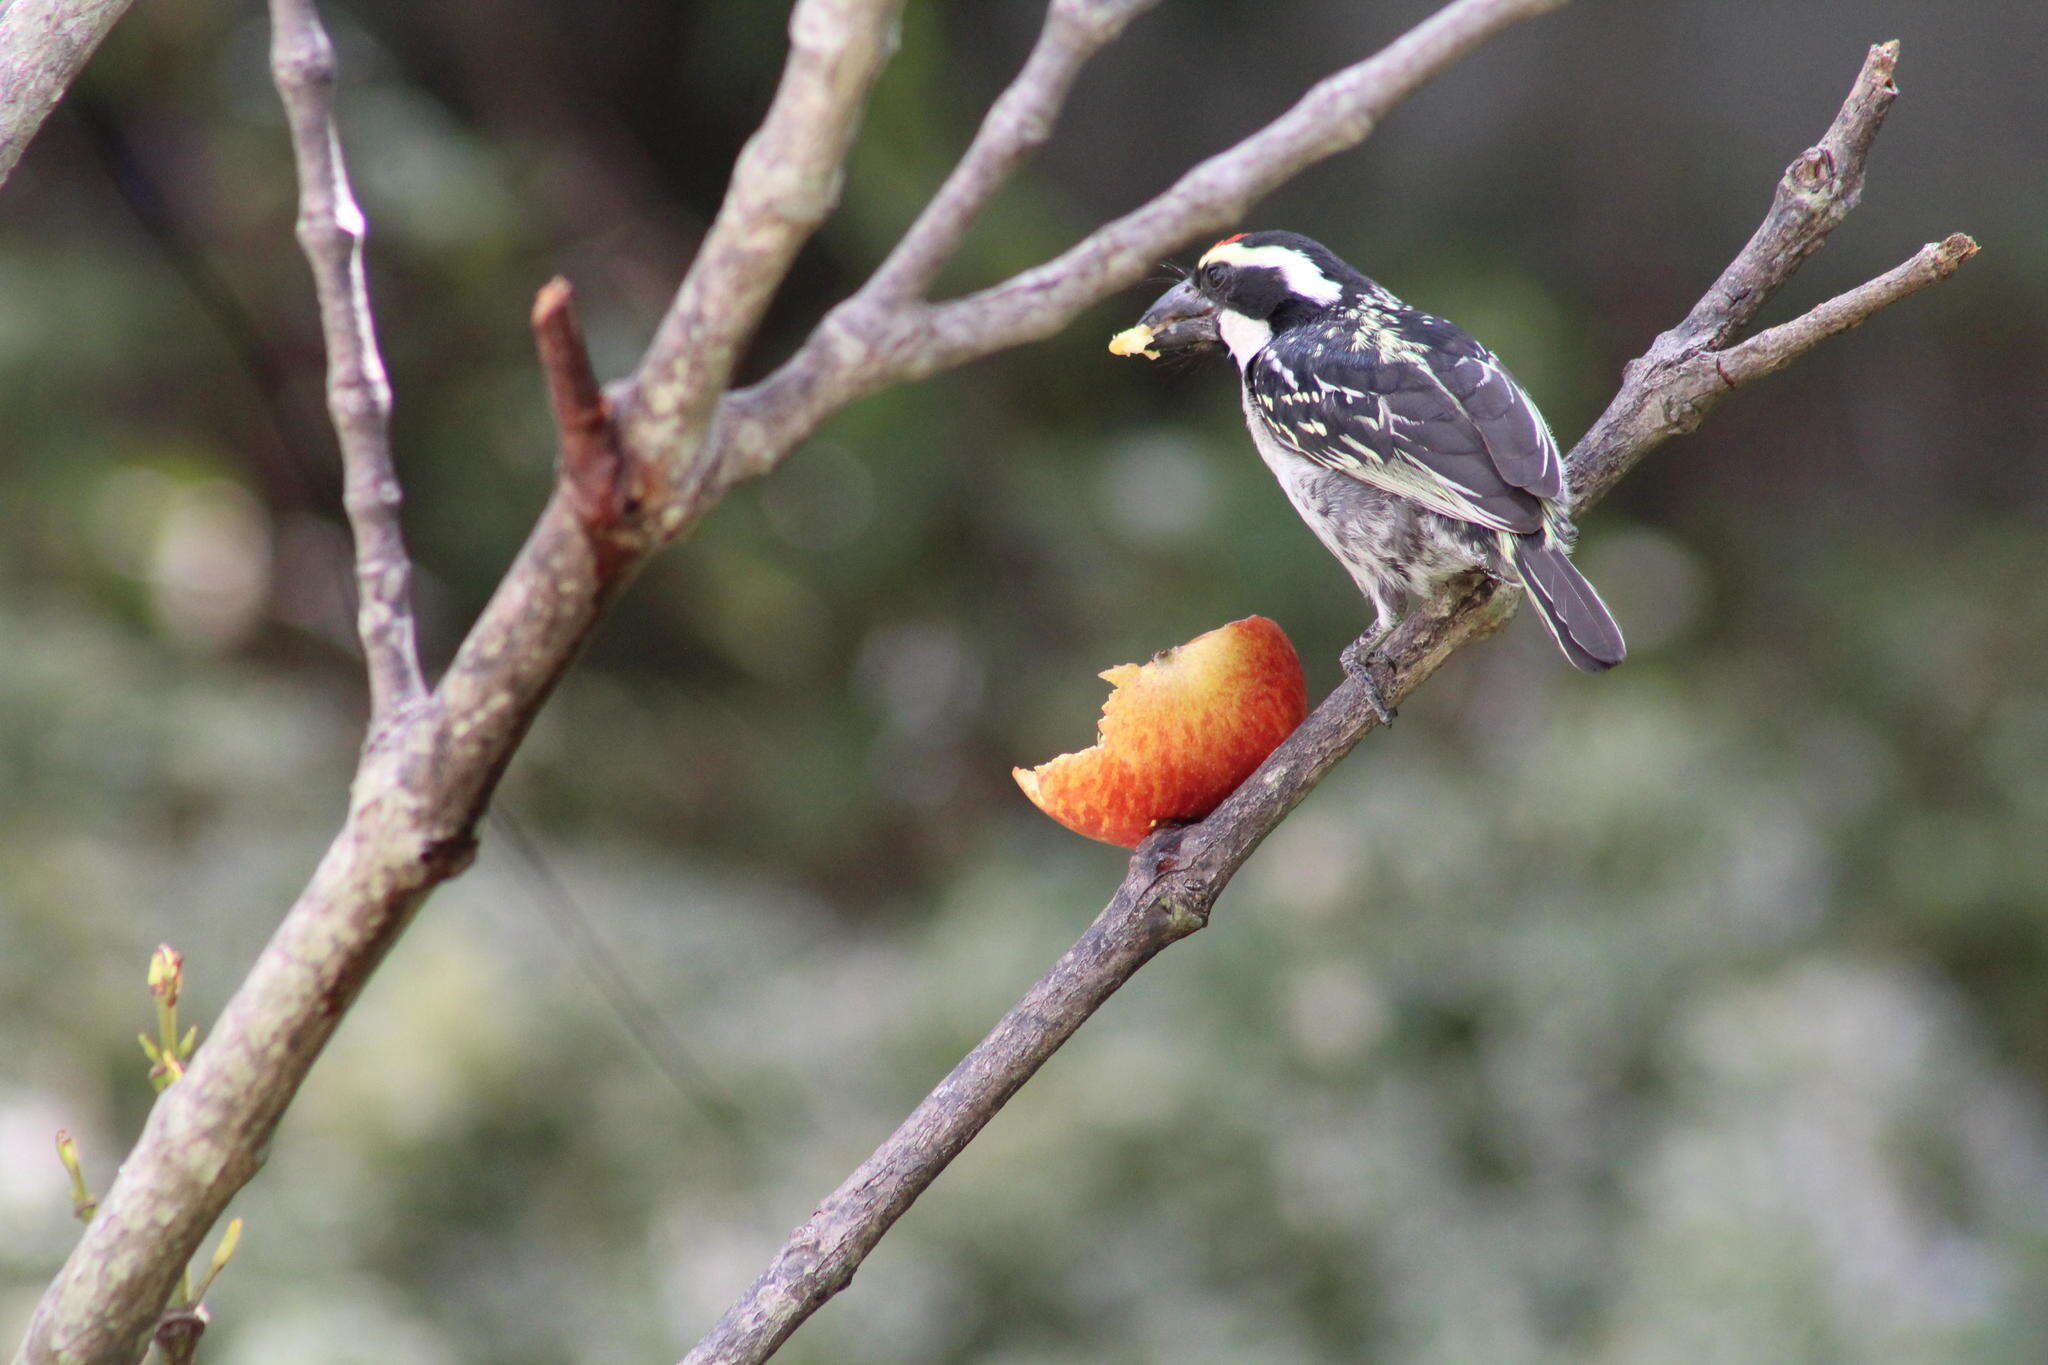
[1108,278,1221,360]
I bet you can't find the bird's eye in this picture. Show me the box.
[1201,263,1225,289]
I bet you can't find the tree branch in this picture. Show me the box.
[697,0,1169,499]
[707,0,1571,493]
[1712,232,1977,390]
[1666,39,1900,354]
[1565,40,1940,511]
[0,0,137,192]
[677,45,1974,1365]
[270,0,425,723]
[616,0,906,508]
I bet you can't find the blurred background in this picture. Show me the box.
[4,1,2046,1360]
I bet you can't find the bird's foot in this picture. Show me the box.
[1340,635,1398,726]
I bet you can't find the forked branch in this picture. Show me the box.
[1667,39,1901,355]
[708,0,1574,491]
[1712,233,1975,391]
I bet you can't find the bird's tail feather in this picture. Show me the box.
[1508,534,1626,673]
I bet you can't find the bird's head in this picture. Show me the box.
[1110,231,1361,366]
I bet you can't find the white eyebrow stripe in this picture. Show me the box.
[1199,241,1343,305]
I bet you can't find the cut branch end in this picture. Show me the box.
[531,277,639,536]
[1937,232,1980,268]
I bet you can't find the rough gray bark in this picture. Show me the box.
[676,41,1972,1365]
[8,4,1970,1363]
[0,0,139,191]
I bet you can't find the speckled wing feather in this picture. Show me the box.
[1243,308,1563,535]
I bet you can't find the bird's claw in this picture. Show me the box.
[1340,636,1397,725]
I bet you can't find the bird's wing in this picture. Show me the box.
[1244,314,1562,535]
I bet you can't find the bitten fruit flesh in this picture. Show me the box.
[1014,616,1309,848]
[1107,324,1159,359]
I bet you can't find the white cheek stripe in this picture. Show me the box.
[1218,311,1273,366]
[1199,241,1343,306]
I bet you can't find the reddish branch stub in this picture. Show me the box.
[530,278,669,554]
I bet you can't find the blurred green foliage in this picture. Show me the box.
[4,1,2047,1361]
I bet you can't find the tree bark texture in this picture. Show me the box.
[0,0,138,191]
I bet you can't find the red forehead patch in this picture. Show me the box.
[1211,232,1247,250]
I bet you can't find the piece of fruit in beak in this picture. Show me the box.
[1108,324,1159,359]
[1013,616,1309,848]
[1110,278,1221,360]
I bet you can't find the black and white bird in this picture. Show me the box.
[1112,230,1624,717]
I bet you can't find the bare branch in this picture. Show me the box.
[617,0,906,505]
[709,0,1571,491]
[11,6,446,1360]
[1568,42,1923,510]
[1713,233,1977,388]
[695,0,1169,499]
[269,0,425,723]
[679,48,1973,1365]
[678,826,1206,1365]
[0,0,138,191]
[915,0,1569,365]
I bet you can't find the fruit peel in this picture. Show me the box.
[1014,616,1309,848]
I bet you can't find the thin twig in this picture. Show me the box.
[914,0,1572,367]
[690,0,1162,520]
[0,0,139,191]
[270,0,425,724]
[1714,233,1977,389]
[678,46,1973,1365]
